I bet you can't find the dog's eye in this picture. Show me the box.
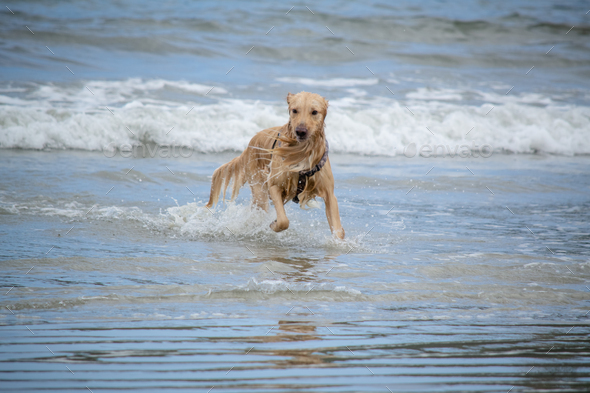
[292,109,297,114]
[312,110,318,115]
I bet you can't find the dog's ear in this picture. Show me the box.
[319,96,329,115]
[286,92,294,106]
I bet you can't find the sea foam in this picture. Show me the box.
[1,78,589,155]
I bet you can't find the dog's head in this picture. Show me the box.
[286,91,329,142]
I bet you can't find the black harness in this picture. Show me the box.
[270,132,330,204]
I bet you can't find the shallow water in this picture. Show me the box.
[1,151,589,392]
[2,0,590,391]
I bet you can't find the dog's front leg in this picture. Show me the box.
[324,193,345,239]
[269,185,289,232]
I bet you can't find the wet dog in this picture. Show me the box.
[206,91,344,239]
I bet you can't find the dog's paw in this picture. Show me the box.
[333,228,345,240]
[270,219,288,232]
[305,199,320,209]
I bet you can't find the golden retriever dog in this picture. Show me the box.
[205,91,345,239]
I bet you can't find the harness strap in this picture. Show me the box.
[269,132,330,204]
[271,132,280,150]
[293,140,329,204]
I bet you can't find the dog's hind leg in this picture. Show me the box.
[250,180,269,211]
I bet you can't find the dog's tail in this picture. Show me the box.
[205,154,247,208]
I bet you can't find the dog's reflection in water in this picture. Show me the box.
[254,320,329,366]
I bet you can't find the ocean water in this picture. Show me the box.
[1,1,590,392]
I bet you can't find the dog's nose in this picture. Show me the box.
[295,125,308,139]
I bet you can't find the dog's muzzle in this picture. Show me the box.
[295,126,308,141]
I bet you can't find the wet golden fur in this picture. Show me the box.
[205,91,345,238]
